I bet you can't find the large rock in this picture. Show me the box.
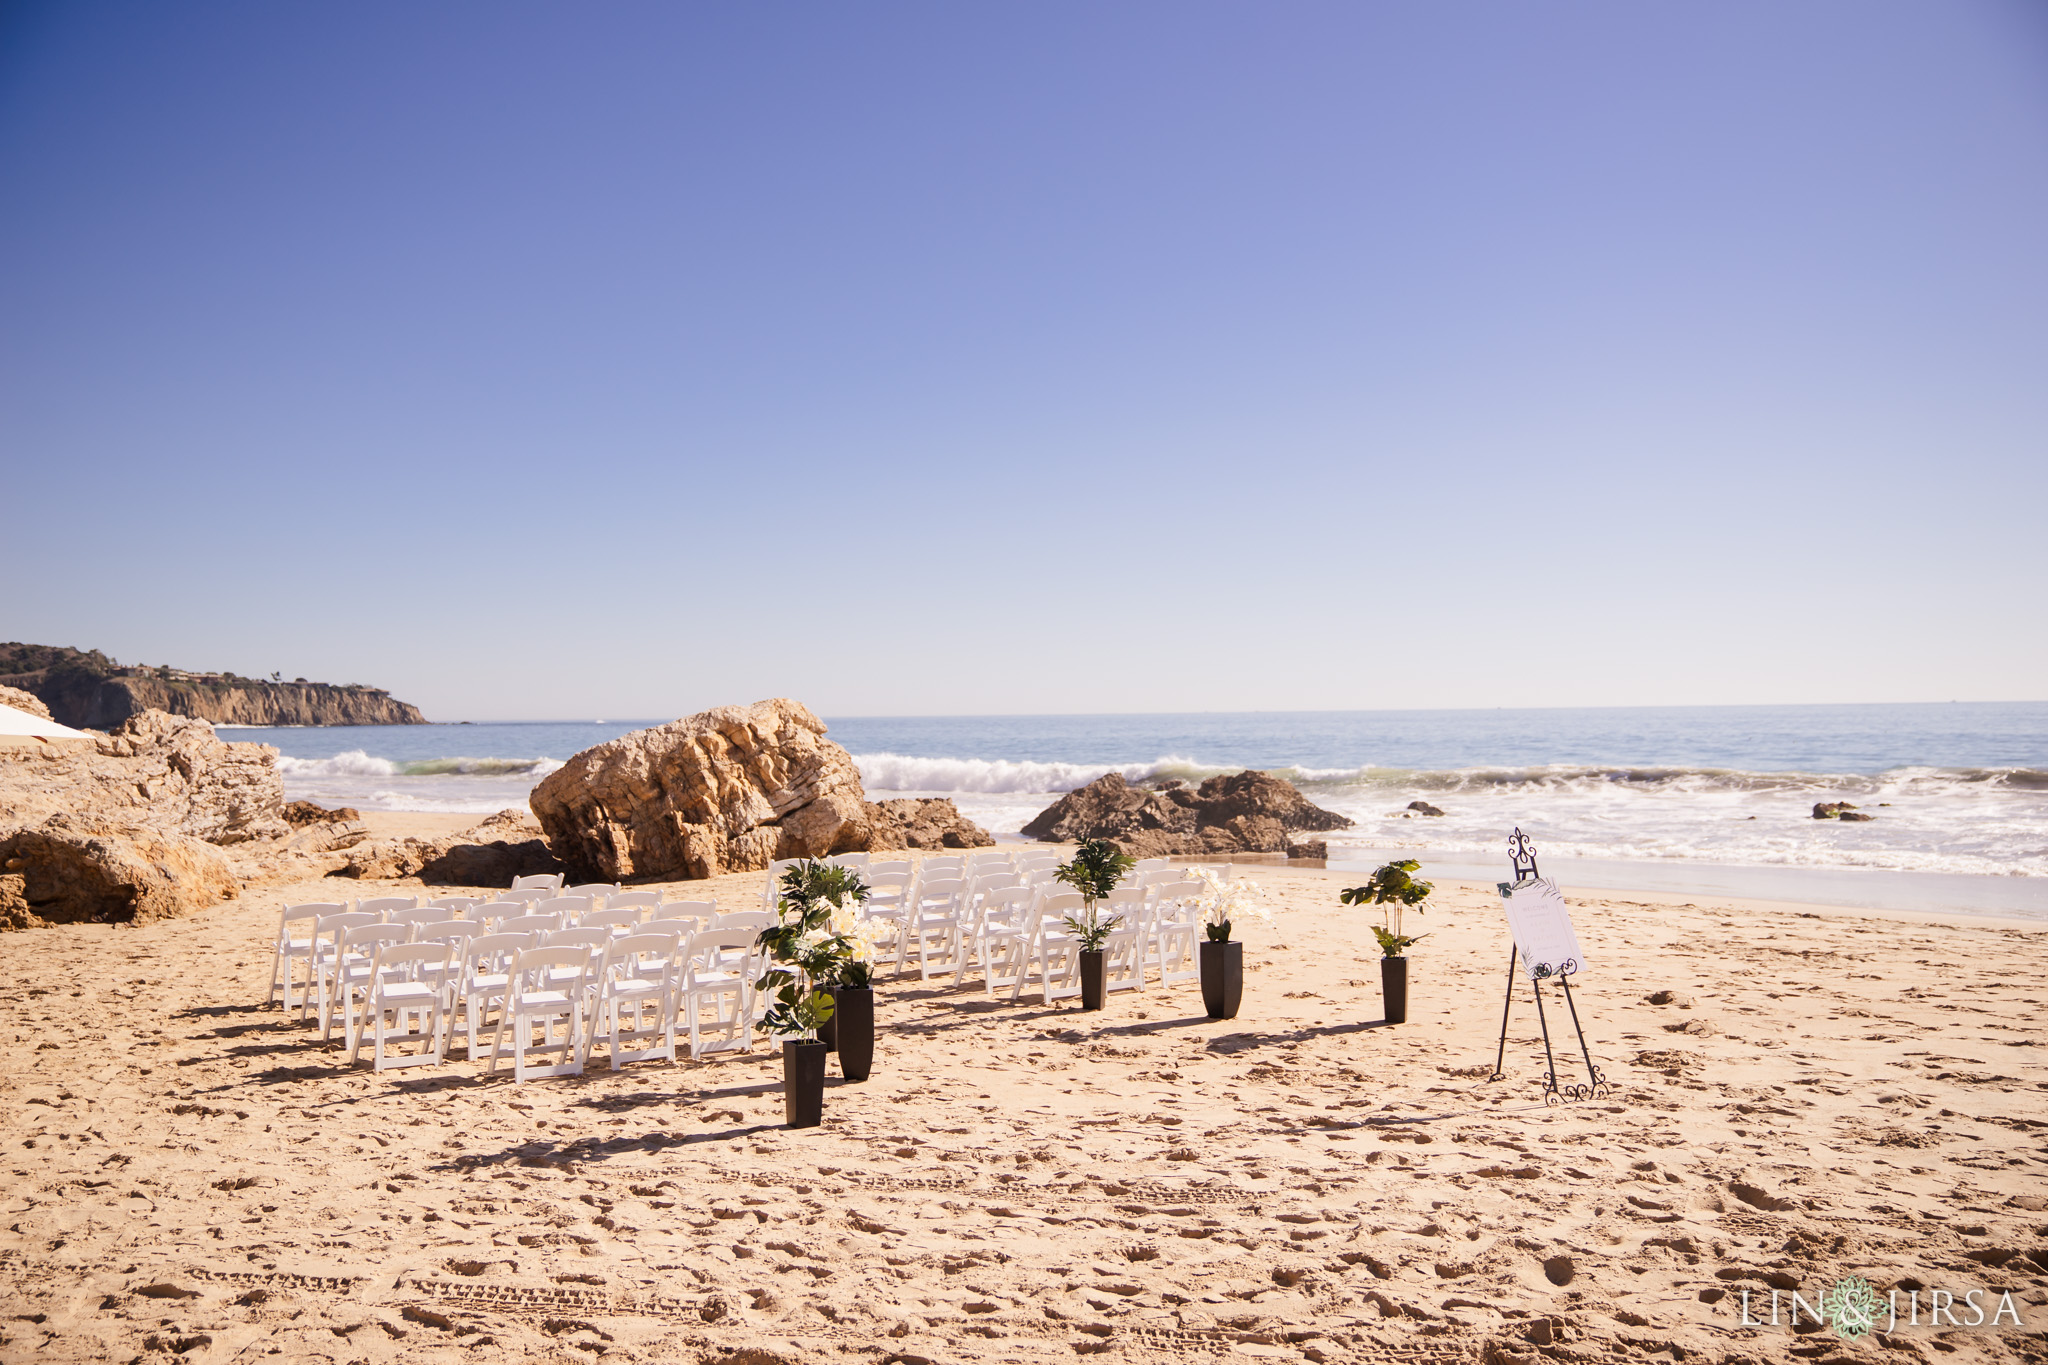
[530,699,876,881]
[0,709,288,845]
[0,685,52,721]
[336,810,562,887]
[0,813,240,927]
[866,798,997,851]
[1021,770,1352,858]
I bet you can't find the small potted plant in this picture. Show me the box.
[1339,859,1433,1024]
[1185,865,1269,1020]
[757,859,874,1125]
[1054,839,1135,1010]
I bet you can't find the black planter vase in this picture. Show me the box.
[829,986,875,1082]
[1199,939,1242,1020]
[782,1039,827,1128]
[1078,950,1107,1010]
[1380,955,1409,1024]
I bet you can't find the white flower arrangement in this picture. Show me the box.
[1184,865,1271,942]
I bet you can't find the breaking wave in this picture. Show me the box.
[275,750,566,780]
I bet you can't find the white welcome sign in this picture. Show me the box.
[1499,876,1589,980]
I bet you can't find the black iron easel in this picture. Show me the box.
[1486,829,1611,1105]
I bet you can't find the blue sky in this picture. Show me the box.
[3,2,2044,720]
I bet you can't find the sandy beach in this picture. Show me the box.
[3,853,2044,1364]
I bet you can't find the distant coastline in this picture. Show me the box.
[0,642,426,729]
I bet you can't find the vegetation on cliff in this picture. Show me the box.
[0,642,427,728]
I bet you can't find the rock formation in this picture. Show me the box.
[0,709,289,845]
[0,684,52,720]
[0,642,427,728]
[0,814,240,928]
[1813,802,1874,822]
[865,798,997,851]
[530,699,876,881]
[1021,770,1353,858]
[336,809,560,886]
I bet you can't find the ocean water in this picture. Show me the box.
[225,703,2048,913]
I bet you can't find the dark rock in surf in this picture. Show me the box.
[1812,802,1872,821]
[1406,801,1446,817]
[1022,770,1352,857]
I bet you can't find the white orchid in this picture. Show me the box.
[1184,865,1271,939]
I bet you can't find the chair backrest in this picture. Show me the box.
[1105,887,1146,910]
[683,929,759,981]
[914,879,964,910]
[370,941,454,983]
[498,887,555,907]
[354,896,418,917]
[385,906,446,928]
[427,896,485,913]
[463,932,532,979]
[563,883,618,902]
[826,852,870,869]
[280,901,345,933]
[1132,857,1171,872]
[661,898,717,919]
[868,859,912,876]
[497,914,563,936]
[605,891,663,913]
[921,856,966,874]
[535,896,595,922]
[545,927,611,957]
[510,946,592,997]
[865,869,912,891]
[600,932,681,983]
[713,910,773,933]
[510,873,564,893]
[981,886,1034,925]
[640,919,699,943]
[314,911,379,951]
[1039,890,1085,921]
[344,923,411,955]
[415,921,481,947]
[581,909,643,932]
[1152,878,1204,906]
[971,871,1023,895]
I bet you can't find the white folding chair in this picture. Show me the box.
[426,896,486,916]
[658,898,717,924]
[1100,888,1148,993]
[580,909,644,936]
[963,886,1033,992]
[563,883,618,905]
[582,932,680,1071]
[497,887,556,908]
[760,858,805,909]
[1017,890,1085,1005]
[605,891,663,916]
[354,896,418,918]
[1132,857,1171,873]
[510,873,564,895]
[826,852,870,870]
[712,909,773,934]
[487,946,592,1081]
[496,913,563,937]
[386,906,448,932]
[348,942,453,1070]
[305,911,378,1026]
[535,896,595,925]
[900,878,964,981]
[328,923,411,1043]
[450,932,531,1059]
[679,929,759,1060]
[268,902,344,1012]
[868,859,912,877]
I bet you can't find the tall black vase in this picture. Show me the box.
[1199,939,1242,1020]
[1380,955,1409,1024]
[1079,950,1107,1010]
[782,1039,827,1128]
[830,986,875,1082]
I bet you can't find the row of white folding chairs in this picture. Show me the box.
[268,896,760,1019]
[338,924,772,1079]
[880,876,1207,999]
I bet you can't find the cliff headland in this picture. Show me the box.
[0,642,427,728]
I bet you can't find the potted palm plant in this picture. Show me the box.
[1185,866,1269,1020]
[757,860,873,1125]
[1054,839,1135,1010]
[1338,859,1433,1025]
